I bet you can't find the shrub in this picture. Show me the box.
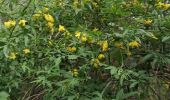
[0,0,170,99]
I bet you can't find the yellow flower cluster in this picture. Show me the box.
[75,31,81,39]
[144,19,152,26]
[23,48,30,54]
[102,40,108,51]
[19,20,27,27]
[128,41,140,48]
[81,34,87,42]
[72,68,78,77]
[44,13,55,33]
[91,59,100,68]
[8,52,17,60]
[58,25,65,32]
[8,48,31,60]
[44,14,54,23]
[67,47,77,52]
[157,2,170,10]
[98,54,105,60]
[74,31,88,42]
[33,13,41,19]
[4,20,16,28]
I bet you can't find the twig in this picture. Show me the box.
[149,85,161,100]
[101,79,112,97]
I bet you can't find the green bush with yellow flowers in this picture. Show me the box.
[0,0,170,100]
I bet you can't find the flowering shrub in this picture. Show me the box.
[0,0,170,100]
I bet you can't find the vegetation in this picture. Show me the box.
[0,0,170,100]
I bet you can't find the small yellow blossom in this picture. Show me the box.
[144,19,152,26]
[44,14,54,23]
[98,54,105,60]
[75,31,81,39]
[33,13,41,20]
[128,41,140,48]
[37,10,42,14]
[81,34,87,42]
[47,22,54,29]
[19,20,27,27]
[8,52,17,60]
[157,2,164,9]
[162,3,170,10]
[23,48,30,54]
[58,25,65,32]
[157,2,170,10]
[67,47,77,52]
[4,20,16,28]
[102,40,108,51]
[97,40,103,46]
[91,59,100,68]
[72,68,78,77]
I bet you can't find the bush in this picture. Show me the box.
[0,0,170,100]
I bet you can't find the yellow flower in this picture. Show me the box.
[157,2,164,9]
[98,54,105,60]
[75,31,81,39]
[47,22,54,29]
[67,47,77,52]
[128,41,140,48]
[19,20,27,27]
[81,34,87,42]
[23,48,30,54]
[44,14,54,23]
[157,2,170,10]
[4,20,16,28]
[162,3,170,10]
[72,68,78,77]
[102,40,108,51]
[8,52,17,60]
[37,10,42,14]
[91,59,100,68]
[144,19,152,26]
[33,13,41,20]
[58,25,65,32]
[97,40,103,46]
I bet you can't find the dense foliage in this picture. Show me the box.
[0,0,170,100]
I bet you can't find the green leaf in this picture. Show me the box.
[68,55,78,60]
[105,66,118,75]
[122,91,138,99]
[139,53,153,64]
[0,41,6,47]
[54,57,61,66]
[0,91,9,100]
[116,89,124,100]
[162,36,170,42]
[3,45,9,57]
